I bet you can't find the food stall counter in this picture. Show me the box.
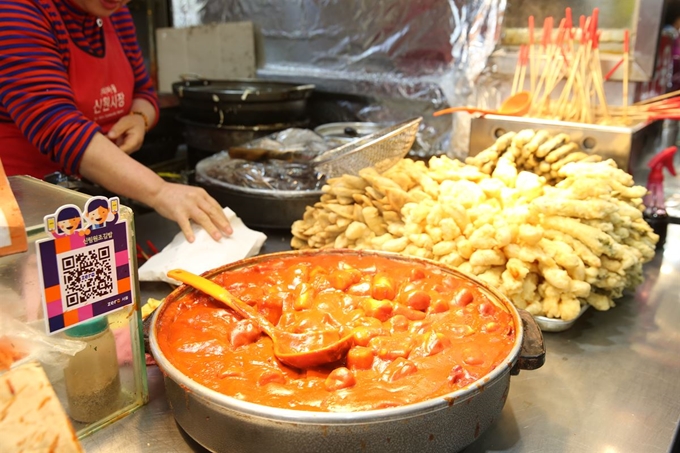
[81,211,680,453]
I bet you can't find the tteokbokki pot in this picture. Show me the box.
[149,249,545,453]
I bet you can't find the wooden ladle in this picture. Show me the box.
[167,269,354,369]
[433,91,532,117]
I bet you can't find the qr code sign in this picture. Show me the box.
[58,243,118,309]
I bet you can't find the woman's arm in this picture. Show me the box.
[130,98,157,129]
[0,2,232,241]
[79,133,232,242]
[106,98,157,154]
[0,0,101,174]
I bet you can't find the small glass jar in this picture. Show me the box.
[63,316,121,423]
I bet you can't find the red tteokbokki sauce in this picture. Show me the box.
[156,253,517,412]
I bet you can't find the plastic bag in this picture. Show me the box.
[0,310,85,373]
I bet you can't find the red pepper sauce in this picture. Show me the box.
[156,254,516,412]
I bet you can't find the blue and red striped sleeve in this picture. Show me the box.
[0,0,159,175]
[0,0,101,174]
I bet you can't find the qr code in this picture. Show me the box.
[59,243,118,308]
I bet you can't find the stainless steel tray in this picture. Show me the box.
[469,115,662,173]
[534,305,589,332]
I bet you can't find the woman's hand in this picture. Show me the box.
[79,133,232,243]
[146,182,233,242]
[107,113,146,154]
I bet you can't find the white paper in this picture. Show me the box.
[137,208,267,284]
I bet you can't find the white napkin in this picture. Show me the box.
[137,207,267,285]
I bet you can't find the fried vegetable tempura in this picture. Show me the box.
[291,131,658,321]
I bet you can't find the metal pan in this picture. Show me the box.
[150,249,545,453]
[172,79,314,126]
[535,305,590,332]
[194,155,323,229]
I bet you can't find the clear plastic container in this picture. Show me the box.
[0,177,148,439]
[63,317,121,423]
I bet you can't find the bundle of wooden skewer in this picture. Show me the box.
[511,7,680,126]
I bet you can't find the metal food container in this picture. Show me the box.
[534,305,590,333]
[194,155,323,230]
[172,79,314,126]
[178,117,307,154]
[194,178,322,230]
[178,117,310,168]
[469,115,663,172]
[149,249,545,453]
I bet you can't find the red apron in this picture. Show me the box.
[0,7,134,179]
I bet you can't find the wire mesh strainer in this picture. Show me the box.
[312,117,422,178]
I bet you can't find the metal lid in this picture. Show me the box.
[172,79,315,103]
[64,316,109,338]
[314,122,385,140]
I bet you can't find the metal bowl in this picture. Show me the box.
[149,249,545,453]
[194,155,323,230]
[172,79,314,126]
[535,305,590,332]
[195,177,322,230]
[178,116,310,168]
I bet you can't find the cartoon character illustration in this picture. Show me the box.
[55,206,83,236]
[85,197,111,230]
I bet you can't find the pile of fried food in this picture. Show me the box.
[291,129,658,321]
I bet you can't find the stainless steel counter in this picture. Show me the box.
[82,213,680,453]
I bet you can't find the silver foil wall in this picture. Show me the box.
[171,0,507,156]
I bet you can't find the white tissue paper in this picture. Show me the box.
[137,207,267,285]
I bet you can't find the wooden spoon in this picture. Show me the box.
[167,269,354,369]
[433,91,532,117]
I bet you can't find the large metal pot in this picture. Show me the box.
[178,116,308,168]
[172,79,314,126]
[195,177,322,230]
[194,154,323,229]
[150,250,545,453]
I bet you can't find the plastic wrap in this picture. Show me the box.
[171,0,507,157]
[234,128,338,162]
[198,128,334,191]
[0,310,85,373]
[202,157,326,191]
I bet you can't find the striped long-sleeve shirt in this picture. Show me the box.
[0,0,158,174]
